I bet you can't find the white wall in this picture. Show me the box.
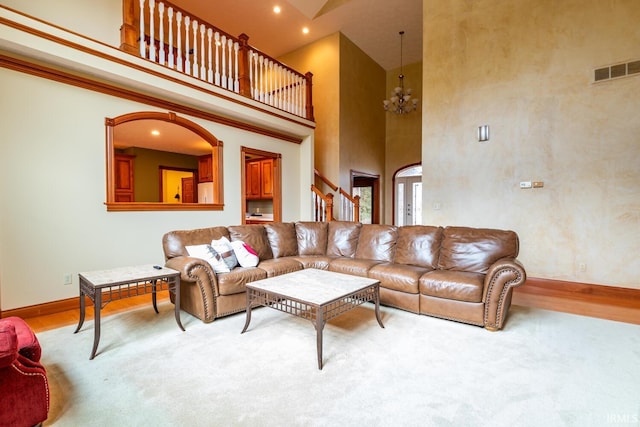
[422,0,640,288]
[1,0,121,46]
[0,67,309,310]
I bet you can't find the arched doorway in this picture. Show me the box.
[393,164,422,226]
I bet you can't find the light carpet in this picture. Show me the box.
[38,302,640,427]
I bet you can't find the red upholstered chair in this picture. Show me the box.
[0,317,49,427]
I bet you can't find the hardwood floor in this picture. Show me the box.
[22,291,171,333]
[17,284,639,333]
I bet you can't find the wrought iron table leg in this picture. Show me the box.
[241,291,253,334]
[89,291,102,360]
[172,277,185,331]
[152,279,159,314]
[74,281,86,333]
[374,287,385,329]
[316,308,324,370]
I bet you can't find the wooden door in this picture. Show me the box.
[181,177,195,203]
[260,159,274,198]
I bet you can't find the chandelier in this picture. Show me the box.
[383,31,418,114]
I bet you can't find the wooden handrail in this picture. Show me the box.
[314,168,338,192]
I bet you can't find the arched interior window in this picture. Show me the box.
[105,111,223,211]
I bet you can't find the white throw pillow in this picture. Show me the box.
[230,240,259,268]
[210,236,238,270]
[185,244,230,273]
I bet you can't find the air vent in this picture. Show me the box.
[594,60,640,82]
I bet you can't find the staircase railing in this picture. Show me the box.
[120,0,314,121]
[311,186,333,222]
[312,169,359,222]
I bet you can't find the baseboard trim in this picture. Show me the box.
[2,297,84,319]
[3,278,639,324]
[513,278,640,324]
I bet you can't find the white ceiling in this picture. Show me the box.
[114,120,211,156]
[172,0,423,71]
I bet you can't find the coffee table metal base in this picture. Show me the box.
[241,273,384,370]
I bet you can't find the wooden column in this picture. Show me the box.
[305,71,314,121]
[120,0,139,55]
[237,33,252,98]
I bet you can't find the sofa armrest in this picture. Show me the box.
[165,256,219,322]
[482,258,526,330]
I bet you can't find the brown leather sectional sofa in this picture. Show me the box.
[162,221,526,330]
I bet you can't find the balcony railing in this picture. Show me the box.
[120,0,314,121]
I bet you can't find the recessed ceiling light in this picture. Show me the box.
[273,6,281,14]
[151,130,160,136]
[302,27,309,34]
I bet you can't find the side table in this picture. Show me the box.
[74,264,184,359]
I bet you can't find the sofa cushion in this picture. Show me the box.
[163,226,230,259]
[438,227,519,273]
[291,255,332,270]
[258,258,304,277]
[185,244,231,273]
[230,240,259,268]
[328,258,381,277]
[419,270,484,303]
[354,224,397,262]
[265,223,299,258]
[326,221,362,258]
[393,225,443,269]
[228,225,274,261]
[217,267,267,296]
[295,222,329,255]
[368,263,430,294]
[210,237,238,270]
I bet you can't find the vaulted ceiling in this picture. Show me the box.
[172,0,423,71]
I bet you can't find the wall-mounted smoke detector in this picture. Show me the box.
[594,60,640,82]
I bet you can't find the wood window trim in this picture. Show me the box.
[105,111,224,211]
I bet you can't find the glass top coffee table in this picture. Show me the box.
[241,268,385,369]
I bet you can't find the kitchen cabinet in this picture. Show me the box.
[114,153,135,202]
[198,154,212,183]
[246,158,273,199]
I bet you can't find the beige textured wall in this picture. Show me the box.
[423,0,640,288]
[281,33,386,219]
[279,33,341,188]
[384,61,423,224]
[338,34,386,191]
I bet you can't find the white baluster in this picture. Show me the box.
[248,50,254,98]
[158,2,165,65]
[301,78,307,117]
[176,12,182,72]
[227,38,234,89]
[233,42,239,92]
[220,35,227,89]
[200,25,206,80]
[277,66,283,109]
[214,32,221,86]
[184,16,191,75]
[191,20,199,78]
[139,0,146,58]
[254,52,260,100]
[149,0,156,62]
[207,29,213,83]
[268,60,273,106]
[259,55,265,102]
[294,75,300,116]
[167,7,174,68]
